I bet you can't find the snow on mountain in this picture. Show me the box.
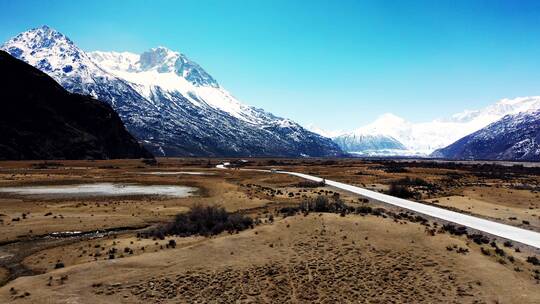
[2,26,342,157]
[335,97,540,156]
[89,48,263,124]
[305,124,345,138]
[333,133,406,152]
[432,110,540,161]
[2,25,114,92]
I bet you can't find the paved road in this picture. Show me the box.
[217,165,540,248]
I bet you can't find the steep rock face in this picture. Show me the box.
[2,26,342,157]
[0,51,152,160]
[432,110,540,161]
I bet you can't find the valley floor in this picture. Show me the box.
[0,158,539,303]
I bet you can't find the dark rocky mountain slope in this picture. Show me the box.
[0,50,152,160]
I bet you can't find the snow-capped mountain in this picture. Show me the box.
[432,110,540,161]
[324,97,540,156]
[333,133,406,154]
[2,26,342,157]
[305,124,345,139]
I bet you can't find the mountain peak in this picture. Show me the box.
[16,25,73,48]
[139,46,178,71]
[135,46,218,87]
[2,26,108,89]
[36,24,54,32]
[3,25,76,60]
[151,46,175,53]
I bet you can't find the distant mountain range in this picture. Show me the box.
[0,50,151,160]
[312,97,540,158]
[2,26,342,157]
[432,110,540,161]
[332,133,407,157]
[4,25,539,161]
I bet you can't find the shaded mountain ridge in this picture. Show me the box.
[0,50,152,160]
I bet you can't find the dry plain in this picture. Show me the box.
[0,158,539,303]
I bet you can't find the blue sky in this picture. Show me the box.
[1,0,540,130]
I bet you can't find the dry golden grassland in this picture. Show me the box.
[0,158,539,303]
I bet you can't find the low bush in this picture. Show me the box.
[387,183,418,199]
[279,206,300,217]
[299,196,353,214]
[396,177,432,187]
[355,206,373,215]
[494,248,506,257]
[147,205,254,237]
[295,180,326,188]
[467,234,490,245]
[527,256,540,266]
[442,224,467,236]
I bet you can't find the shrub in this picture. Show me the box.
[355,206,373,215]
[397,177,432,187]
[527,256,540,266]
[279,206,300,217]
[387,183,417,199]
[295,180,325,188]
[148,205,254,237]
[299,196,352,214]
[456,247,469,254]
[467,234,490,245]
[442,224,467,236]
